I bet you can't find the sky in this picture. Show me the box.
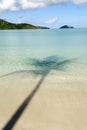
[0,0,87,28]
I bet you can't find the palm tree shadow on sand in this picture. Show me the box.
[2,55,74,130]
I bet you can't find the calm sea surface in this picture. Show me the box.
[0,29,87,77]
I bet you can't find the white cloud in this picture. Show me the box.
[0,0,18,11]
[45,17,58,24]
[19,0,46,9]
[0,0,87,11]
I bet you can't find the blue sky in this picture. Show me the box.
[0,0,87,28]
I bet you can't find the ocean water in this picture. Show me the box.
[0,29,87,78]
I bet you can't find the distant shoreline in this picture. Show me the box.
[0,19,50,30]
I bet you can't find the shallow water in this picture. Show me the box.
[0,29,87,77]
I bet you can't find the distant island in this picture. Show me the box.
[59,25,74,29]
[0,19,50,30]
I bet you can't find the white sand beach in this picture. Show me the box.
[0,72,87,130]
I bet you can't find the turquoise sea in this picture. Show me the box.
[0,29,87,78]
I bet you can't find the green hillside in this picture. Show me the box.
[0,19,49,29]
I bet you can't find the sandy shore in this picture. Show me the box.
[0,72,87,130]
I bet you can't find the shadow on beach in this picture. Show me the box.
[2,56,73,130]
[2,75,46,130]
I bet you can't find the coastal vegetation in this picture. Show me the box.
[0,19,49,30]
[0,19,75,30]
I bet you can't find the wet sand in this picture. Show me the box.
[0,73,87,130]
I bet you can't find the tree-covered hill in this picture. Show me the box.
[0,19,49,30]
